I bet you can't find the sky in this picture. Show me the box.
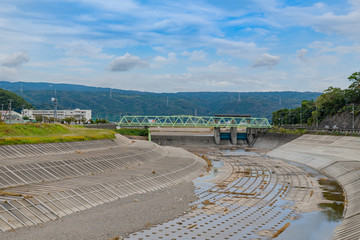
[0,0,360,93]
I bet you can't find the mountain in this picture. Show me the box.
[0,81,321,121]
[0,88,33,112]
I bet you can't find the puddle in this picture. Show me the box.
[193,160,225,188]
[221,147,260,156]
[276,210,341,240]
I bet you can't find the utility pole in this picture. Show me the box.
[1,104,3,122]
[194,108,197,117]
[316,104,319,129]
[8,99,13,124]
[352,103,355,130]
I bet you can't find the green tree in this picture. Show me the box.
[348,71,360,89]
[347,72,360,104]
[0,88,33,112]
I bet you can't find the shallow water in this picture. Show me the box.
[221,147,345,240]
[131,146,345,239]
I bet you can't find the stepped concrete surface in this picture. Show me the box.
[0,134,206,233]
[268,134,360,240]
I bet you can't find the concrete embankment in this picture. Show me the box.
[266,134,360,240]
[252,132,301,150]
[0,134,207,238]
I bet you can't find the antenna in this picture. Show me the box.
[166,96,169,107]
[110,88,112,99]
[237,92,241,102]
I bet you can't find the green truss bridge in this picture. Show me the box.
[118,115,271,128]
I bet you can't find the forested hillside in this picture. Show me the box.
[272,71,360,127]
[0,88,33,112]
[0,81,320,121]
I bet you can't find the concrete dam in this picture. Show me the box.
[0,131,358,240]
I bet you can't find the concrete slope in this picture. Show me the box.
[0,135,206,232]
[268,134,360,240]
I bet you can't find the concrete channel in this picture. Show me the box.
[0,131,359,239]
[127,148,344,240]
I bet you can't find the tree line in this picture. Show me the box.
[272,72,360,126]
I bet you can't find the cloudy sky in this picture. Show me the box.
[0,0,360,92]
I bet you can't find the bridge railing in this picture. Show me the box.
[118,115,271,128]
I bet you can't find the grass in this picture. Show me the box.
[0,123,115,145]
[115,128,149,136]
[269,126,360,136]
[268,126,308,135]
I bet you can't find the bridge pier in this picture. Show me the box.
[246,128,267,147]
[230,127,237,145]
[214,127,221,145]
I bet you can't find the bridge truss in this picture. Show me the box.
[118,115,271,128]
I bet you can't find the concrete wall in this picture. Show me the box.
[151,135,216,146]
[252,132,301,150]
[267,134,360,240]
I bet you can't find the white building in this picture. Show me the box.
[22,108,92,122]
[0,110,23,122]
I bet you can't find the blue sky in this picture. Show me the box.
[0,0,360,92]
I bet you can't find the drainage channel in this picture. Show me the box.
[127,150,344,240]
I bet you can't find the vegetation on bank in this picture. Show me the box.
[0,123,115,145]
[268,126,360,136]
[115,128,148,136]
[268,126,307,135]
[0,88,33,112]
[272,72,360,126]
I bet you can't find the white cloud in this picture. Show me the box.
[297,49,308,62]
[182,50,207,61]
[108,53,149,71]
[74,0,138,13]
[0,66,18,81]
[309,41,360,55]
[211,38,265,59]
[57,41,112,59]
[152,52,177,68]
[154,52,176,63]
[1,51,29,68]
[252,53,280,68]
[188,62,239,73]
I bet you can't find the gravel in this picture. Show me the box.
[0,182,196,240]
